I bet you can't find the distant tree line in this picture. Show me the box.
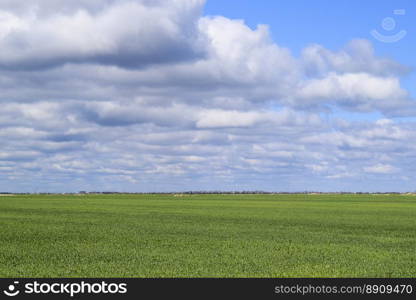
[2,191,414,195]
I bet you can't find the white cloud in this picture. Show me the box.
[198,16,298,87]
[295,73,408,111]
[302,39,408,77]
[0,0,205,69]
[363,164,399,174]
[196,110,267,128]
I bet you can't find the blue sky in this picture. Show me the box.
[205,0,416,98]
[0,0,415,193]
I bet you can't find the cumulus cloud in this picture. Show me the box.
[302,39,409,77]
[198,16,298,87]
[294,72,410,112]
[0,0,415,192]
[0,0,205,69]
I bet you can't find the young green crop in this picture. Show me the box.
[0,194,415,277]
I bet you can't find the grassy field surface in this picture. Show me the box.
[0,193,415,277]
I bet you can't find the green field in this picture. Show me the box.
[0,193,415,277]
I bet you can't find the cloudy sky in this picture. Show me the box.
[1,0,415,193]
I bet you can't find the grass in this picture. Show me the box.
[0,193,415,277]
